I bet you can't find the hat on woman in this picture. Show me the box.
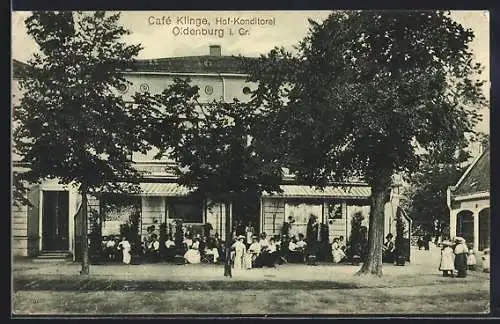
[442,240,453,246]
[454,236,465,242]
[237,235,245,240]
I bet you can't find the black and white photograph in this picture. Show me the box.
[11,10,490,316]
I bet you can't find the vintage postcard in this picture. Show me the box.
[11,10,490,316]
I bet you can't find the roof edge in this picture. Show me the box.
[453,149,486,191]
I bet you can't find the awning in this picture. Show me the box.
[263,184,371,199]
[139,182,192,197]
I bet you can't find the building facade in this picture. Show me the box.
[448,147,490,252]
[12,45,407,259]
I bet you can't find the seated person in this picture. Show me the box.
[184,236,201,264]
[296,234,307,249]
[259,233,270,251]
[165,235,176,249]
[164,235,176,261]
[147,234,161,262]
[184,235,193,250]
[247,236,262,268]
[331,237,346,263]
[288,237,302,263]
[274,235,281,252]
[204,239,220,264]
[382,234,395,263]
[296,234,308,262]
[254,234,272,268]
[338,236,346,252]
[104,236,116,261]
[265,237,278,267]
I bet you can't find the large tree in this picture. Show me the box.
[134,78,284,277]
[246,10,486,276]
[13,11,152,274]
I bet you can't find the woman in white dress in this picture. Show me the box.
[332,238,346,263]
[439,241,455,276]
[482,248,490,273]
[232,235,246,270]
[117,237,131,265]
[245,236,261,269]
[245,222,255,246]
[184,237,201,264]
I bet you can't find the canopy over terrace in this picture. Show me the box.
[260,184,372,239]
[263,184,371,200]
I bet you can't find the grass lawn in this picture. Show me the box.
[12,250,490,315]
[13,281,489,315]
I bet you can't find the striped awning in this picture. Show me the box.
[263,184,371,199]
[139,182,192,197]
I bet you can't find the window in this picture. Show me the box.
[285,200,322,238]
[166,198,203,224]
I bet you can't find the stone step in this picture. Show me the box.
[34,251,73,262]
[32,258,73,263]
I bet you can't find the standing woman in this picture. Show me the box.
[117,237,131,265]
[453,237,468,278]
[232,235,246,270]
[245,221,255,247]
[439,241,455,277]
[306,215,320,263]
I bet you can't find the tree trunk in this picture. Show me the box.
[224,201,232,277]
[356,169,392,277]
[80,187,90,275]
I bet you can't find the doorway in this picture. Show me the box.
[42,191,69,251]
[479,208,490,250]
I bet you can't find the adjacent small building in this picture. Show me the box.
[448,147,490,252]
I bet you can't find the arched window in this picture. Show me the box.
[456,210,474,245]
[479,208,490,250]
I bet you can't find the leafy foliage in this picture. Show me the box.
[245,11,486,275]
[134,78,284,204]
[13,11,151,274]
[246,11,485,186]
[403,153,469,232]
[13,11,151,197]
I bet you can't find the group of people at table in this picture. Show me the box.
[101,230,348,267]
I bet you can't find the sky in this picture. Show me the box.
[11,10,490,138]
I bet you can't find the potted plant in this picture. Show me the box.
[348,212,364,265]
[351,243,362,266]
[173,219,187,265]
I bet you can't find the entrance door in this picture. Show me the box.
[42,191,69,251]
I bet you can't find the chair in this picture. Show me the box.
[201,253,214,264]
